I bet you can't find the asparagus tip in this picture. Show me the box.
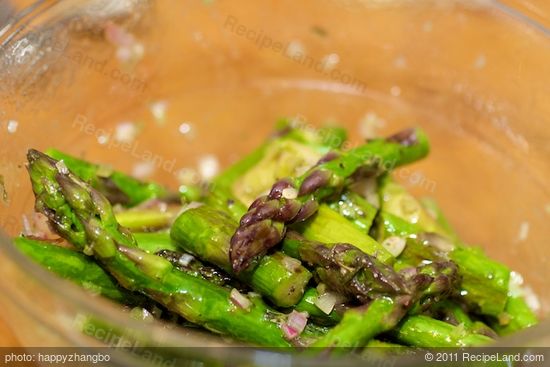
[385,128,419,147]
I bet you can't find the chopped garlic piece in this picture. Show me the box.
[198,155,219,181]
[115,122,138,143]
[7,120,18,134]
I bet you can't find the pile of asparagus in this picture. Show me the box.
[15,121,537,350]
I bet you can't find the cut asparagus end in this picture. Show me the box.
[171,205,311,307]
[295,205,394,264]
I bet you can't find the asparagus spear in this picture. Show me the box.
[491,296,538,335]
[450,247,510,317]
[420,197,538,333]
[171,205,312,307]
[132,232,179,253]
[378,177,448,237]
[312,297,403,348]
[209,127,390,262]
[136,232,238,288]
[434,300,475,327]
[391,315,493,347]
[311,266,466,350]
[115,208,180,231]
[204,187,248,223]
[27,150,300,347]
[211,121,343,205]
[46,149,173,207]
[229,139,324,206]
[206,123,332,221]
[327,191,378,233]
[282,233,412,304]
[16,233,240,319]
[432,300,498,338]
[294,288,489,349]
[376,179,510,317]
[155,250,236,288]
[14,236,145,305]
[295,205,393,264]
[284,233,459,349]
[274,118,348,151]
[230,128,430,273]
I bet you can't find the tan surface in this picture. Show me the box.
[0,318,19,346]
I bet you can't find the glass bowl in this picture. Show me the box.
[0,0,549,364]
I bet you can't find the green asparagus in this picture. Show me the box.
[327,191,378,234]
[27,150,305,347]
[14,121,538,352]
[491,296,538,335]
[420,197,538,333]
[230,128,430,272]
[115,208,179,231]
[171,205,312,307]
[376,179,510,317]
[295,205,393,263]
[282,233,411,303]
[283,232,460,348]
[14,236,145,305]
[46,149,172,207]
[391,315,493,347]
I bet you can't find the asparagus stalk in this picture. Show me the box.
[115,208,180,231]
[420,197,538,333]
[171,205,312,307]
[327,191,378,233]
[282,233,412,304]
[391,315,493,347]
[432,300,498,338]
[155,250,236,288]
[284,233,459,349]
[311,266,465,349]
[435,300,475,327]
[27,150,299,347]
[16,233,239,315]
[376,179,510,317]
[204,187,248,223]
[274,118,348,151]
[14,236,145,305]
[229,128,430,273]
[450,247,510,317]
[132,232,179,253]
[137,232,238,288]
[212,121,343,205]
[206,123,334,221]
[378,177,448,237]
[209,131,390,263]
[46,149,173,207]
[491,296,538,336]
[295,205,393,264]
[312,297,403,348]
